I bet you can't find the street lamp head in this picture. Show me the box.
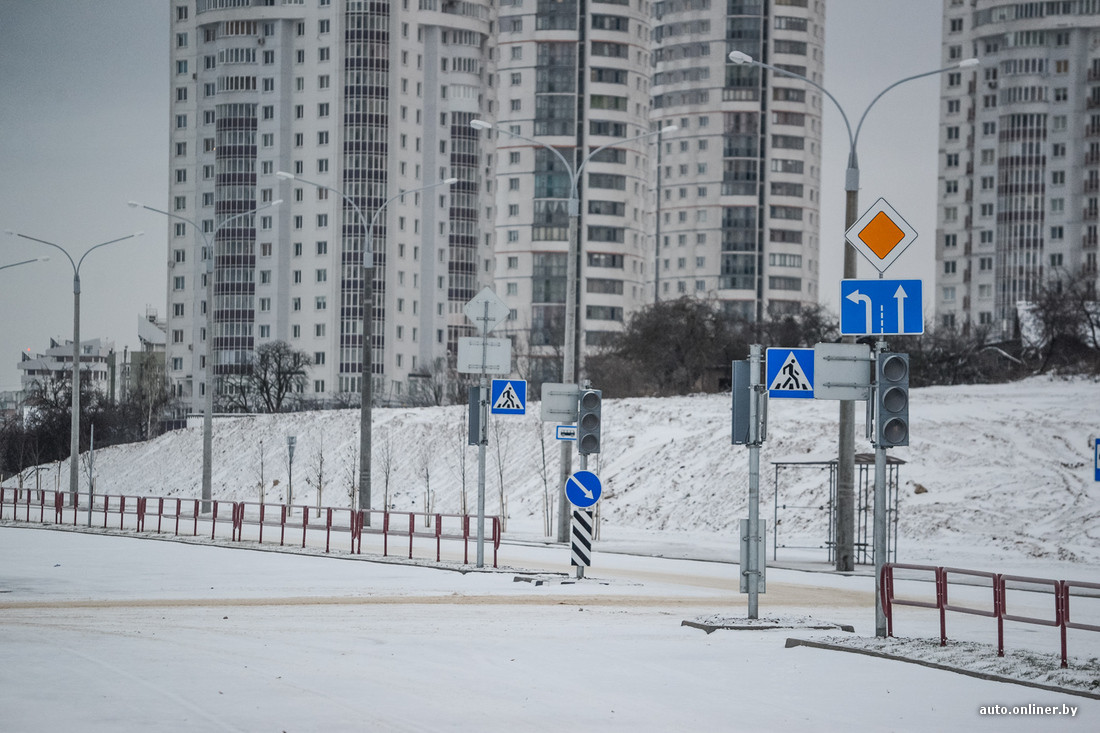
[270,199,284,207]
[133,230,146,238]
[660,125,679,134]
[469,119,493,130]
[444,177,459,185]
[957,57,980,68]
[126,201,142,208]
[728,50,754,64]
[274,171,295,180]
[3,230,14,237]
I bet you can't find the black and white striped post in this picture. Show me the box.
[565,469,602,579]
[571,509,594,575]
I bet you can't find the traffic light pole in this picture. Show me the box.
[873,339,888,637]
[747,344,763,619]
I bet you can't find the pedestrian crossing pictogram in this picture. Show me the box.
[765,348,814,399]
[490,379,527,414]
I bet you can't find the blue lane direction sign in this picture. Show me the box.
[490,379,527,414]
[840,279,925,336]
[556,425,577,441]
[1095,438,1099,482]
[566,470,602,508]
[766,348,814,399]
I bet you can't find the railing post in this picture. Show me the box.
[192,499,199,536]
[996,573,1005,657]
[435,514,442,562]
[493,516,500,569]
[157,497,164,534]
[301,508,308,549]
[408,513,415,559]
[936,567,947,646]
[279,505,286,547]
[54,491,63,524]
[259,503,266,544]
[881,564,894,637]
[325,508,333,554]
[1059,580,1069,669]
[211,501,219,540]
[383,512,390,557]
[463,515,470,565]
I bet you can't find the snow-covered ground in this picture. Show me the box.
[1,527,1097,732]
[7,375,1098,577]
[2,377,1099,729]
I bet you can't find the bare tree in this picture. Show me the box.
[490,416,511,532]
[252,341,312,412]
[127,352,171,438]
[446,414,470,515]
[377,425,395,512]
[419,436,435,527]
[533,416,553,536]
[343,445,359,509]
[305,446,326,518]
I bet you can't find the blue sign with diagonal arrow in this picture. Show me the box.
[840,279,925,336]
[566,470,602,508]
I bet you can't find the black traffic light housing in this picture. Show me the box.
[876,352,910,447]
[577,389,602,455]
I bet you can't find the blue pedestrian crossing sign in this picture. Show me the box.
[490,379,527,414]
[840,279,925,336]
[766,348,814,399]
[566,470,602,508]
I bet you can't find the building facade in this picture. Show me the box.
[168,0,824,406]
[936,0,1100,337]
[18,338,115,398]
[167,0,496,413]
[485,0,825,383]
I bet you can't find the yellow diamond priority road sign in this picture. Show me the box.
[844,198,918,274]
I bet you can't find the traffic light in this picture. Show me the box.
[577,389,602,455]
[876,352,910,447]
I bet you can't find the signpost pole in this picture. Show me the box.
[747,344,762,619]
[873,339,888,637]
[476,302,489,568]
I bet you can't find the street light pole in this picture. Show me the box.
[129,199,281,512]
[470,120,676,541]
[6,230,144,506]
[275,173,456,520]
[728,51,978,572]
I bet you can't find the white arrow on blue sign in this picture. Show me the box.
[566,470,602,508]
[766,348,815,399]
[840,279,925,336]
[1095,438,1099,482]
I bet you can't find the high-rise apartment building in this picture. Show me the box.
[936,0,1100,337]
[168,0,825,407]
[650,0,824,317]
[486,0,825,382]
[167,0,496,414]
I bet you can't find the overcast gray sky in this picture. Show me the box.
[0,0,943,393]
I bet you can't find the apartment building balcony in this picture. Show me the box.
[1085,207,1099,221]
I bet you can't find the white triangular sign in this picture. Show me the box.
[493,382,523,411]
[769,352,811,392]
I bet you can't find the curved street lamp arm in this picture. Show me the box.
[478,125,575,200]
[365,179,456,256]
[0,257,47,272]
[76,233,143,273]
[851,64,971,154]
[8,232,77,272]
[575,127,674,208]
[736,58,856,159]
[282,173,371,254]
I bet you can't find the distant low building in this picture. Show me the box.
[18,337,114,399]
